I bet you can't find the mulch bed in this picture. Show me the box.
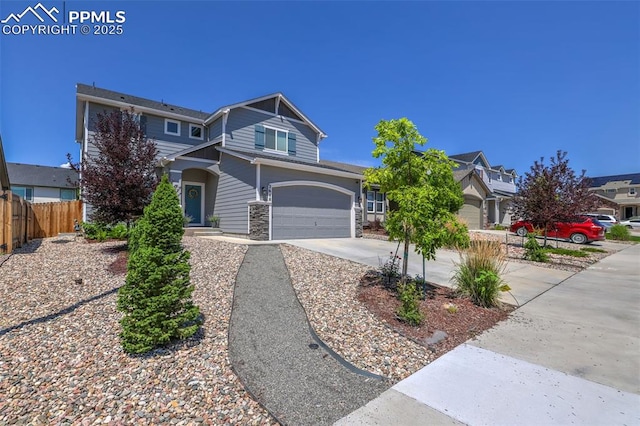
[357,271,514,358]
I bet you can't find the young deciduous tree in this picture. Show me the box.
[117,175,202,354]
[511,150,599,245]
[68,108,158,225]
[364,118,468,278]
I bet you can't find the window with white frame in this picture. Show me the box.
[629,188,637,196]
[264,126,288,152]
[165,118,181,136]
[367,191,385,213]
[11,186,33,201]
[189,124,203,140]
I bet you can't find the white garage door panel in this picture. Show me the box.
[272,186,351,239]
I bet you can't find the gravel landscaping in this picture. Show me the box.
[1,232,625,424]
[0,236,276,425]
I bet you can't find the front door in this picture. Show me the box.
[184,184,203,225]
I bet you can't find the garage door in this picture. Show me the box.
[272,186,352,239]
[459,196,482,230]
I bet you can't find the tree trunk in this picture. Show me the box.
[402,235,410,281]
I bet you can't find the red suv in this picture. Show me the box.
[510,216,605,244]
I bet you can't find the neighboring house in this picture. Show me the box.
[324,151,517,230]
[75,84,363,240]
[0,135,10,191]
[449,151,518,229]
[6,163,78,203]
[588,173,640,220]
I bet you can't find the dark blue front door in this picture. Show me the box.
[185,184,202,225]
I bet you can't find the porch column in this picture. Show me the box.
[495,198,501,225]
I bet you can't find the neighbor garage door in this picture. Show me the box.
[459,196,482,230]
[272,186,351,239]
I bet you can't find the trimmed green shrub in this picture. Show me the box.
[452,240,510,307]
[609,224,631,241]
[524,235,548,262]
[81,221,108,240]
[396,281,424,326]
[117,175,202,354]
[109,223,129,240]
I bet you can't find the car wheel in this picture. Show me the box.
[627,225,633,229]
[516,227,528,237]
[570,233,587,244]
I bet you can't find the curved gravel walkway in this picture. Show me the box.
[228,245,389,426]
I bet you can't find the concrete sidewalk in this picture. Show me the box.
[336,243,640,425]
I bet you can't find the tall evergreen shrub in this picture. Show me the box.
[117,175,201,354]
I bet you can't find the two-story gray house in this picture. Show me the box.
[75,84,363,240]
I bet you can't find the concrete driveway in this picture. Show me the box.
[287,237,574,306]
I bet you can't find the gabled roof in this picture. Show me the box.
[76,83,210,120]
[450,151,483,163]
[0,135,10,190]
[319,160,368,175]
[7,163,78,188]
[588,173,640,188]
[217,147,361,180]
[204,92,327,138]
[453,168,492,195]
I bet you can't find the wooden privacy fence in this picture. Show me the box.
[0,191,82,254]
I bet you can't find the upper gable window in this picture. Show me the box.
[255,124,296,155]
[189,124,203,140]
[165,119,181,136]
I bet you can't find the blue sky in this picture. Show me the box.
[1,0,638,177]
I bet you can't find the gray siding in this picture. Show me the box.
[87,102,204,149]
[225,108,319,162]
[85,131,190,161]
[261,166,359,196]
[141,113,207,146]
[208,117,222,140]
[216,154,255,235]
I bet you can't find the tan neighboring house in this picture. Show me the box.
[589,173,640,219]
[7,163,78,203]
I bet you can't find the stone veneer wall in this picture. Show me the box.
[355,206,363,238]
[249,202,270,241]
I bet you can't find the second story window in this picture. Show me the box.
[255,124,296,155]
[165,118,181,136]
[629,188,637,196]
[189,124,203,140]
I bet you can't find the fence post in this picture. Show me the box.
[4,190,13,253]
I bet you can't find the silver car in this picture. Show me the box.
[619,216,640,229]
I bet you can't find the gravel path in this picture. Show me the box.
[0,236,276,425]
[228,245,388,426]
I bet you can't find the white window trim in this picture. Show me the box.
[189,123,204,140]
[629,188,637,195]
[366,190,385,214]
[165,118,181,136]
[262,125,289,154]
